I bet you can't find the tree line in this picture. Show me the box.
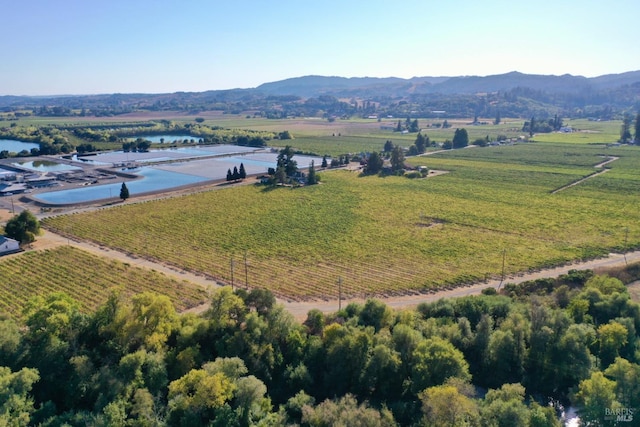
[1,261,639,426]
[0,121,276,158]
[226,164,247,182]
[2,83,638,121]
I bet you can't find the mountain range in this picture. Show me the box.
[1,71,639,119]
[255,71,640,98]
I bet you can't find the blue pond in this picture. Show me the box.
[0,139,39,153]
[35,168,209,205]
[14,160,81,172]
[35,147,323,205]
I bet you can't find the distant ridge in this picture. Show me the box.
[255,75,450,97]
[255,71,640,97]
[1,70,639,119]
[2,70,639,101]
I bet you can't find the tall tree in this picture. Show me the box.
[529,116,536,137]
[620,113,632,143]
[239,163,247,179]
[306,161,318,185]
[420,384,479,427]
[633,112,640,144]
[384,140,394,152]
[364,152,383,175]
[167,368,236,425]
[4,210,40,244]
[0,366,40,426]
[414,133,427,154]
[276,145,298,177]
[410,336,471,393]
[452,128,469,149]
[604,357,640,409]
[481,383,531,427]
[390,145,405,173]
[598,321,628,368]
[110,292,179,353]
[575,371,621,426]
[553,114,563,130]
[119,182,129,201]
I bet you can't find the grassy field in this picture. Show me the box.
[3,112,622,157]
[533,119,621,144]
[229,117,532,157]
[42,141,640,301]
[0,246,208,319]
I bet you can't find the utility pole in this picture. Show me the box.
[498,249,506,290]
[244,250,249,289]
[624,227,629,266]
[338,277,342,311]
[230,256,235,290]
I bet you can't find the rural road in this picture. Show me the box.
[31,228,640,320]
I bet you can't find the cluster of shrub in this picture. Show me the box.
[122,138,152,153]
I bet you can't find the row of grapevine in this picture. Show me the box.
[0,246,208,320]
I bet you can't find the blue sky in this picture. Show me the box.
[2,0,638,95]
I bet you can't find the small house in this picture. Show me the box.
[0,236,20,255]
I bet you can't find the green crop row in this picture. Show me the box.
[0,246,208,319]
[42,142,640,300]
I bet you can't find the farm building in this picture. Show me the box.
[0,183,27,196]
[0,236,20,255]
[25,173,58,188]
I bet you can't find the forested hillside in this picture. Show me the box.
[1,71,639,120]
[2,266,639,426]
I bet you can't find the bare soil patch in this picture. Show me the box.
[0,209,13,223]
[628,281,640,302]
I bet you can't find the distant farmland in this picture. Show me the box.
[42,141,640,301]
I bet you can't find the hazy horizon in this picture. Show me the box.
[2,0,638,96]
[3,69,640,98]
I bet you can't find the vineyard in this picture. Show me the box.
[42,142,640,301]
[0,246,208,319]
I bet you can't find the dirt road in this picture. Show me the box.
[29,227,640,320]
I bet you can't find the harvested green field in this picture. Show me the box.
[0,246,208,319]
[43,142,640,301]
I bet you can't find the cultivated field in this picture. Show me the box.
[42,140,640,301]
[0,246,208,319]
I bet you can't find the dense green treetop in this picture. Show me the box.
[4,210,40,244]
[0,267,638,425]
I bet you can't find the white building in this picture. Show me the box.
[0,236,20,255]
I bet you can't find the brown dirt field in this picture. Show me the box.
[628,281,640,302]
[0,209,13,222]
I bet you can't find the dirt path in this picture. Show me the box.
[27,227,640,320]
[282,251,640,319]
[551,156,618,194]
[4,151,633,320]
